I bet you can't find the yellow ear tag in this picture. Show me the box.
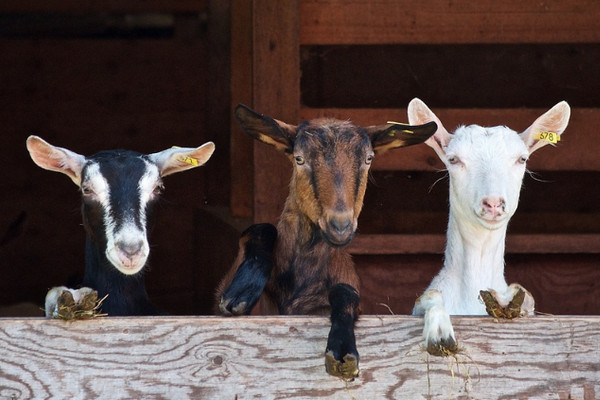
[179,156,199,166]
[386,121,414,136]
[535,131,560,144]
[171,146,200,166]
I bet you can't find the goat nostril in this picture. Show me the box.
[331,219,351,234]
[118,241,143,258]
[482,197,506,212]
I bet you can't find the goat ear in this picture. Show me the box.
[407,98,452,160]
[26,135,86,186]
[234,104,296,153]
[520,101,570,154]
[366,121,437,154]
[149,141,215,177]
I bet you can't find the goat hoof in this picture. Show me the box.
[325,351,359,380]
[46,287,102,320]
[426,336,459,357]
[219,297,247,316]
[480,284,534,319]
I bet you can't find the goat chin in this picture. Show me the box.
[321,230,354,248]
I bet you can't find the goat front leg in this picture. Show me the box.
[217,223,277,316]
[413,289,458,356]
[325,283,360,380]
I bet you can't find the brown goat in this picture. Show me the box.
[216,104,437,379]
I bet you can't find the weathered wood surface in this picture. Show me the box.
[0,316,598,399]
[300,0,600,45]
[0,0,209,12]
[349,233,600,255]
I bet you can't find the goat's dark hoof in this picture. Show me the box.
[325,351,359,380]
[480,288,525,319]
[46,287,103,320]
[426,336,459,357]
[218,297,249,316]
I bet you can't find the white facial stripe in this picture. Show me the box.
[84,163,111,206]
[85,160,159,275]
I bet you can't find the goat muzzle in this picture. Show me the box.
[320,215,356,247]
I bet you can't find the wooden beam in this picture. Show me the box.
[0,0,209,13]
[300,0,600,45]
[251,0,300,224]
[229,0,254,217]
[348,233,600,255]
[302,107,600,171]
[0,316,598,398]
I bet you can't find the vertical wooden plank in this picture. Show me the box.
[206,0,231,207]
[251,0,300,223]
[229,0,254,217]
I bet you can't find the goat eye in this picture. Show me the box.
[447,155,460,165]
[153,183,165,195]
[365,154,374,165]
[294,156,305,165]
[81,186,94,196]
[517,155,528,164]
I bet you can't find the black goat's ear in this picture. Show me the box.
[234,104,297,153]
[366,121,438,154]
[149,141,215,177]
[26,135,87,186]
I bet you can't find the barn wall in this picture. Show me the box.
[0,6,232,315]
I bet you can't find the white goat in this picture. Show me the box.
[408,98,571,354]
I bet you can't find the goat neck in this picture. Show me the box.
[438,207,509,314]
[83,236,158,315]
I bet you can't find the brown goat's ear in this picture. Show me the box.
[234,104,297,153]
[366,121,438,154]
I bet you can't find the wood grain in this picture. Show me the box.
[251,0,300,224]
[348,233,600,255]
[0,316,598,399]
[300,0,600,45]
[0,0,209,13]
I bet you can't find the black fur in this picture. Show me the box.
[220,224,277,315]
[326,283,360,363]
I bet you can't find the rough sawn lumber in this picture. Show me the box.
[0,316,598,399]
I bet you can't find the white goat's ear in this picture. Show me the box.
[149,142,215,177]
[407,98,451,160]
[26,135,86,186]
[520,101,570,154]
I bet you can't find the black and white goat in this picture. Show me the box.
[408,98,570,354]
[27,136,215,316]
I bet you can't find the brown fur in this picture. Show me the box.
[216,104,437,377]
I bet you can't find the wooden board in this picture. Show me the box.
[251,0,300,224]
[302,107,600,171]
[300,0,600,45]
[0,316,598,399]
[348,233,600,255]
[0,0,208,12]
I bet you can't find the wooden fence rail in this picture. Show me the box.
[0,316,598,399]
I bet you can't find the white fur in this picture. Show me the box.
[408,98,570,351]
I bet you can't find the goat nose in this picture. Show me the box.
[482,196,506,214]
[331,218,352,235]
[117,241,143,258]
